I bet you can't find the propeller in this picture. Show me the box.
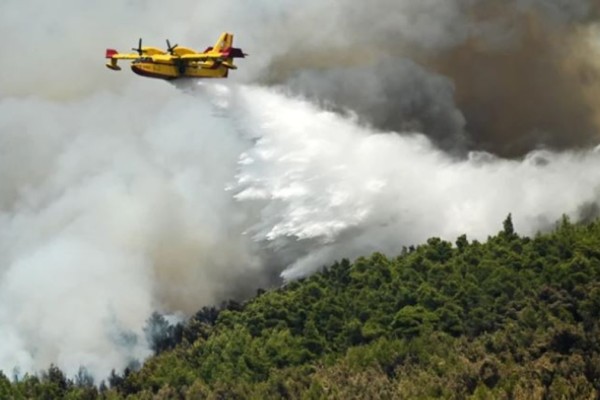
[132,38,143,55]
[166,39,178,55]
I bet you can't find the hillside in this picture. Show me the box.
[2,215,600,399]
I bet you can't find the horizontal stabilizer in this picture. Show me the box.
[221,61,237,70]
[223,47,246,58]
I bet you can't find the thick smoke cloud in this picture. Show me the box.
[286,59,467,152]
[264,0,600,156]
[1,0,600,382]
[0,82,278,378]
[431,9,600,156]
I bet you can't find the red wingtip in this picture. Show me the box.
[105,49,118,58]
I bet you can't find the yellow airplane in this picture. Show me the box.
[105,32,246,80]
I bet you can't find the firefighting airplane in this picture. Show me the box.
[105,32,246,80]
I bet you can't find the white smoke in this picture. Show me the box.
[0,81,268,378]
[1,0,600,382]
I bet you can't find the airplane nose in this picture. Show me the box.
[131,65,143,76]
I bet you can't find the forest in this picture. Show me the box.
[2,215,600,399]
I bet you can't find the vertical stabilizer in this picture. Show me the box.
[213,32,234,52]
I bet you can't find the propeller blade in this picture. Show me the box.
[132,38,142,55]
[166,39,178,54]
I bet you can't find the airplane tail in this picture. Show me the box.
[213,32,233,52]
[206,32,247,60]
[199,32,246,76]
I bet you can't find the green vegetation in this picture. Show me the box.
[4,215,600,399]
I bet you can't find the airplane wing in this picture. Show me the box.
[105,48,174,70]
[179,53,213,61]
[105,49,140,60]
[105,49,139,70]
[149,54,175,63]
[105,49,171,61]
[111,53,141,60]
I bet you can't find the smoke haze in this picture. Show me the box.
[1,0,600,380]
[266,0,600,156]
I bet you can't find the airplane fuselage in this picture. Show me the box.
[130,59,228,80]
